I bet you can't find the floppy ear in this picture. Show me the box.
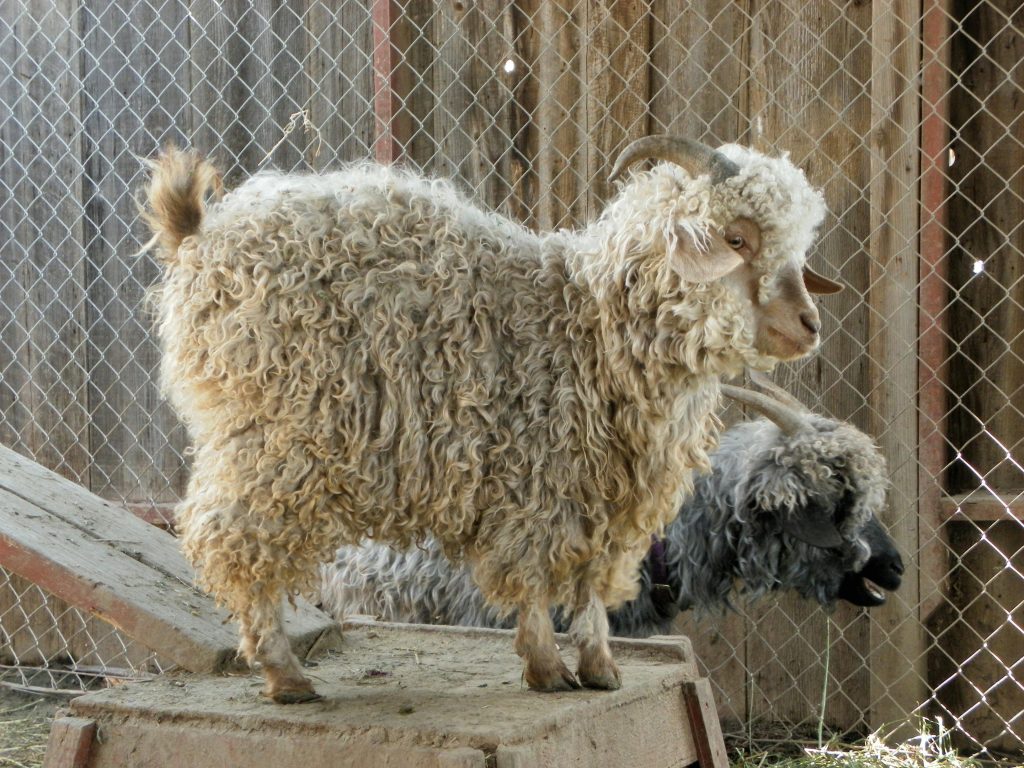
[781,499,845,548]
[668,227,744,283]
[803,266,844,295]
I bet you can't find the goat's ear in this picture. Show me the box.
[781,502,845,548]
[803,266,844,295]
[668,227,744,284]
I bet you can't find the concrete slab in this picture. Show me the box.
[56,619,727,768]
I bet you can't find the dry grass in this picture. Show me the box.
[729,720,987,768]
[0,690,62,768]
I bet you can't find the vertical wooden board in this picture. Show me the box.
[517,0,587,231]
[41,718,95,768]
[397,0,438,170]
[0,0,89,484]
[866,0,923,735]
[742,0,877,732]
[430,1,519,215]
[673,610,750,732]
[303,1,377,168]
[649,0,750,144]
[584,0,649,216]
[947,0,1024,494]
[80,0,192,507]
[188,0,310,178]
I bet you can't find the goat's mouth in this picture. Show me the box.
[762,325,818,361]
[837,572,891,607]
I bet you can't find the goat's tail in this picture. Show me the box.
[142,146,222,259]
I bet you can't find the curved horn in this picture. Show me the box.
[746,370,810,413]
[608,136,741,185]
[720,384,808,436]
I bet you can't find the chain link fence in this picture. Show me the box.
[1,0,1022,759]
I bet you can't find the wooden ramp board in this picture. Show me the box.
[0,443,340,673]
[57,619,729,768]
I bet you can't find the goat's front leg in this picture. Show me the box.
[514,598,580,692]
[569,583,621,690]
[242,596,320,704]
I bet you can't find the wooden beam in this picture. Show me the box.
[0,444,339,673]
[941,490,1024,523]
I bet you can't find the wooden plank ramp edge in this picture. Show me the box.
[0,444,339,672]
[41,717,95,768]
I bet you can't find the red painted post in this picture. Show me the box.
[918,0,952,619]
[372,0,402,164]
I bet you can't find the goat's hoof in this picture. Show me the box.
[268,688,322,704]
[264,678,321,704]
[525,659,582,692]
[578,657,622,690]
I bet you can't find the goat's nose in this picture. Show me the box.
[800,310,821,335]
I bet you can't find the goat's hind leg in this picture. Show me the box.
[241,594,320,704]
[514,598,581,692]
[569,583,621,690]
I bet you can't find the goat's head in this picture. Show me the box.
[608,136,843,364]
[717,376,903,608]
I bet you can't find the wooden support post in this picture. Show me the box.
[42,718,95,768]
[867,0,924,735]
[918,0,952,626]
[371,0,406,164]
[684,679,730,768]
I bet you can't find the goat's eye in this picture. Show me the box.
[727,234,745,250]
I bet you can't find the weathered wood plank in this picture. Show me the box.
[584,0,649,216]
[80,0,191,507]
[0,0,90,484]
[303,0,377,168]
[518,0,586,231]
[684,678,730,768]
[743,0,876,731]
[430,0,519,215]
[649,0,750,144]
[0,567,161,671]
[0,444,339,671]
[866,0,923,734]
[188,0,309,177]
[41,717,95,768]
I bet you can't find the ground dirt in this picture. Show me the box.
[0,686,65,768]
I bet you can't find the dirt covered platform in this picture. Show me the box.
[48,619,726,768]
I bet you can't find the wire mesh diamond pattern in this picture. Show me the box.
[1,0,1022,759]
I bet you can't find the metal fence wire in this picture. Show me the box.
[1,0,1022,759]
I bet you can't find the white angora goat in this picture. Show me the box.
[321,379,903,637]
[144,136,843,702]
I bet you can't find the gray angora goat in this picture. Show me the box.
[321,378,903,637]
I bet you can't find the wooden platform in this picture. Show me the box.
[0,444,339,673]
[46,620,729,768]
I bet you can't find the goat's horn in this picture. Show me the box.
[720,384,808,436]
[746,370,810,413]
[608,136,740,184]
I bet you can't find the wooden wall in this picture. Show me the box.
[0,0,1020,747]
[936,0,1024,753]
